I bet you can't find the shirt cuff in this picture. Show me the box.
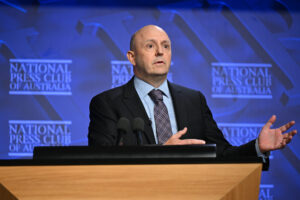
[255,138,270,163]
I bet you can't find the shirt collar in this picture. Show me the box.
[134,76,171,99]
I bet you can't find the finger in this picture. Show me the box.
[173,127,187,139]
[285,137,292,144]
[288,130,297,137]
[279,121,296,132]
[264,115,276,129]
[276,140,286,149]
[282,139,287,146]
[283,130,297,139]
[179,139,206,145]
[285,130,297,144]
[282,133,289,140]
[282,130,296,138]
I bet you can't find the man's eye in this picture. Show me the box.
[146,44,153,48]
[164,44,170,49]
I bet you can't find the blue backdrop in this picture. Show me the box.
[1,0,299,199]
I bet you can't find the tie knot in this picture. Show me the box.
[149,89,164,104]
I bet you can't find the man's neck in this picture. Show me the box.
[136,75,167,88]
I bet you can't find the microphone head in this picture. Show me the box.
[117,117,130,133]
[132,117,144,132]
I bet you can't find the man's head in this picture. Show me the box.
[127,25,171,86]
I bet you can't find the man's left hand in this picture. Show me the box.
[258,115,297,153]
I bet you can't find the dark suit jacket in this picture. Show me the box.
[88,77,257,157]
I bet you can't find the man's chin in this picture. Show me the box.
[152,68,169,76]
[152,72,168,77]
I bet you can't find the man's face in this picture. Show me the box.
[128,26,171,82]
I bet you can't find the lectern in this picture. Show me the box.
[0,145,264,200]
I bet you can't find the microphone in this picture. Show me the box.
[132,117,144,145]
[116,117,130,146]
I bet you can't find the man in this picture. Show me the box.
[88,25,297,157]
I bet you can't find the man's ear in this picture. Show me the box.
[127,50,136,66]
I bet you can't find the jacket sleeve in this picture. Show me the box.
[198,92,257,157]
[88,94,119,146]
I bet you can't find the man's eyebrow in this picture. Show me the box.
[161,40,171,44]
[144,39,171,44]
[144,39,156,43]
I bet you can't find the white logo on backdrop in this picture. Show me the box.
[9,59,72,95]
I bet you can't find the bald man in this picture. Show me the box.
[88,25,296,157]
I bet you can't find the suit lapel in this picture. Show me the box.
[168,82,189,138]
[122,78,156,144]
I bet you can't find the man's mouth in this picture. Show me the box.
[153,60,165,64]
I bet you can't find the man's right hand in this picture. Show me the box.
[164,127,206,145]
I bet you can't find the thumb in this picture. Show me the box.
[173,127,187,139]
[264,115,276,129]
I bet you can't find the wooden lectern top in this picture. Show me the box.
[0,145,263,199]
[0,163,261,200]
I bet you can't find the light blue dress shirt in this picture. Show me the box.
[134,76,178,144]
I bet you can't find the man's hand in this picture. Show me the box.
[258,115,297,153]
[164,127,206,145]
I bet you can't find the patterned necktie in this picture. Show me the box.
[148,89,173,144]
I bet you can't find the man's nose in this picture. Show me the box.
[155,46,164,56]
